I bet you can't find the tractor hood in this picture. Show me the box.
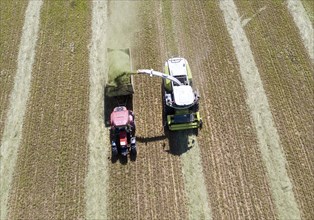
[173,85,195,106]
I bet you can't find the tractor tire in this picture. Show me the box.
[131,146,137,155]
[130,146,137,161]
[112,147,118,157]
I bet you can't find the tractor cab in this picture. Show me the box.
[110,106,130,126]
[110,106,136,157]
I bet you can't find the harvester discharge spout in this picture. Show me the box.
[137,69,183,86]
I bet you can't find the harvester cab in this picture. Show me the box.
[137,57,202,131]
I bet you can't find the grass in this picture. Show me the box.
[7,0,91,219]
[4,0,312,219]
[174,0,277,219]
[301,0,314,22]
[234,0,314,218]
[0,0,28,139]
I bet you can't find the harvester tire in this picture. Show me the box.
[192,102,199,112]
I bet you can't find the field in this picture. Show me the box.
[0,0,313,219]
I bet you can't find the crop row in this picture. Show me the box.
[7,1,91,219]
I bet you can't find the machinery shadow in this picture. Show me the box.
[111,153,136,164]
[111,154,128,165]
[165,129,196,156]
[136,135,167,143]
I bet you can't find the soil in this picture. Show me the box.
[0,0,28,138]
[221,0,300,219]
[7,1,91,219]
[2,0,313,219]
[287,0,314,62]
[235,0,314,218]
[0,1,43,219]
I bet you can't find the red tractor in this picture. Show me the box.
[110,106,136,157]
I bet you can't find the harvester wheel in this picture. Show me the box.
[194,128,199,136]
[192,102,199,112]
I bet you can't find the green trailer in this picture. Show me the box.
[104,48,134,126]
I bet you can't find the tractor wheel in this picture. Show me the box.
[112,147,118,157]
[131,146,137,155]
[130,146,137,161]
[194,128,199,136]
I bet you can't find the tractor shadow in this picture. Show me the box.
[108,152,137,165]
[165,129,197,156]
[111,154,135,165]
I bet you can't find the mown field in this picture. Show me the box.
[0,0,28,141]
[3,1,91,219]
[1,0,313,219]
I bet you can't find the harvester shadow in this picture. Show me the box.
[165,130,195,156]
[136,135,167,143]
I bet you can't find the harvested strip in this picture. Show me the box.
[287,0,314,62]
[171,0,275,219]
[220,1,300,219]
[0,1,43,219]
[183,142,212,220]
[85,1,108,219]
[0,0,28,138]
[7,0,91,219]
[164,1,212,218]
[301,0,314,22]
[171,132,212,220]
[235,0,314,218]
[107,1,188,219]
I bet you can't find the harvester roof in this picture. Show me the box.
[173,85,195,106]
[168,58,188,77]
